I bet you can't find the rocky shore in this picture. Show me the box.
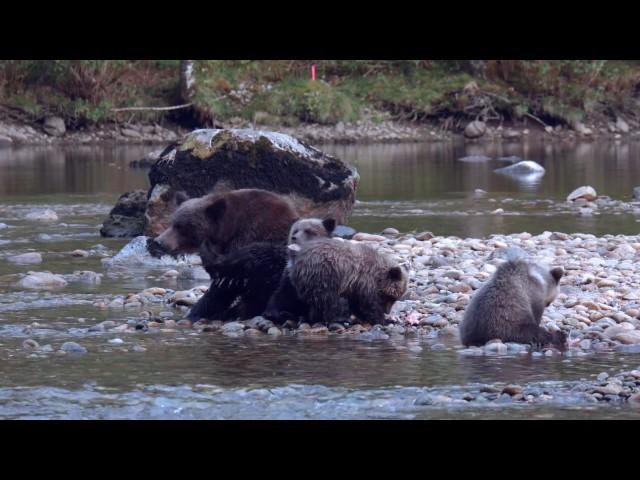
[4,114,640,148]
[413,368,640,407]
[0,117,186,146]
[40,230,635,361]
[10,225,640,409]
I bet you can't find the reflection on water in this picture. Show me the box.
[325,140,640,200]
[3,140,640,237]
[2,140,640,419]
[0,145,149,198]
[322,140,640,236]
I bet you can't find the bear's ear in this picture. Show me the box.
[550,267,564,282]
[205,198,227,221]
[174,190,190,206]
[388,266,403,281]
[322,218,336,234]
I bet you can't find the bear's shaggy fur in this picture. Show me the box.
[187,218,336,322]
[459,259,566,348]
[287,238,408,325]
[149,189,298,256]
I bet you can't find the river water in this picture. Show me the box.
[1,139,640,419]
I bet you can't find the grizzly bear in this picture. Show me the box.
[459,259,566,349]
[187,218,336,322]
[286,238,408,326]
[148,188,298,257]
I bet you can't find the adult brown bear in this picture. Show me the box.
[148,189,298,256]
[189,218,336,322]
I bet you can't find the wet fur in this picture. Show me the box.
[288,238,408,326]
[188,218,336,322]
[459,260,566,349]
[188,241,288,322]
[149,189,298,256]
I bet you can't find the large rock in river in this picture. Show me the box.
[567,186,597,202]
[144,129,359,236]
[494,161,545,177]
[100,190,148,238]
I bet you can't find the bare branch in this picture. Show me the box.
[111,103,193,112]
[524,112,548,127]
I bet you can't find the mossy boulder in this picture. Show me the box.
[144,129,359,236]
[100,190,148,237]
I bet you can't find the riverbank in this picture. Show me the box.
[5,115,640,148]
[3,60,640,146]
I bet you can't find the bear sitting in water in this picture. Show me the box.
[148,188,298,257]
[283,238,408,326]
[459,259,566,349]
[187,218,336,322]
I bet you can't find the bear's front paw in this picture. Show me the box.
[552,330,567,348]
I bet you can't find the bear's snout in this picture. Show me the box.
[147,237,172,258]
[153,228,185,254]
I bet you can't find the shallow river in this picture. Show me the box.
[1,139,640,419]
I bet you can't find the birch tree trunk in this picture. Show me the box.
[179,60,196,102]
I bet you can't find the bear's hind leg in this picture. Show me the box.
[264,274,307,324]
[307,291,345,325]
[502,324,565,350]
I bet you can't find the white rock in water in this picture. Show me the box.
[107,236,201,267]
[567,186,597,202]
[18,271,67,289]
[494,161,545,177]
[25,209,58,222]
[7,252,43,264]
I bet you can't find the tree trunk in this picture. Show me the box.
[179,60,196,102]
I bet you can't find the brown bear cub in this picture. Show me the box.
[285,238,408,326]
[459,259,566,349]
[148,188,298,257]
[187,218,336,322]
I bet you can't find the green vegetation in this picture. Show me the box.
[1,60,639,129]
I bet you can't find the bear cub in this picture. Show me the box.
[285,238,408,326]
[459,259,566,349]
[187,218,336,322]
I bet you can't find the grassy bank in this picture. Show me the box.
[1,60,639,130]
